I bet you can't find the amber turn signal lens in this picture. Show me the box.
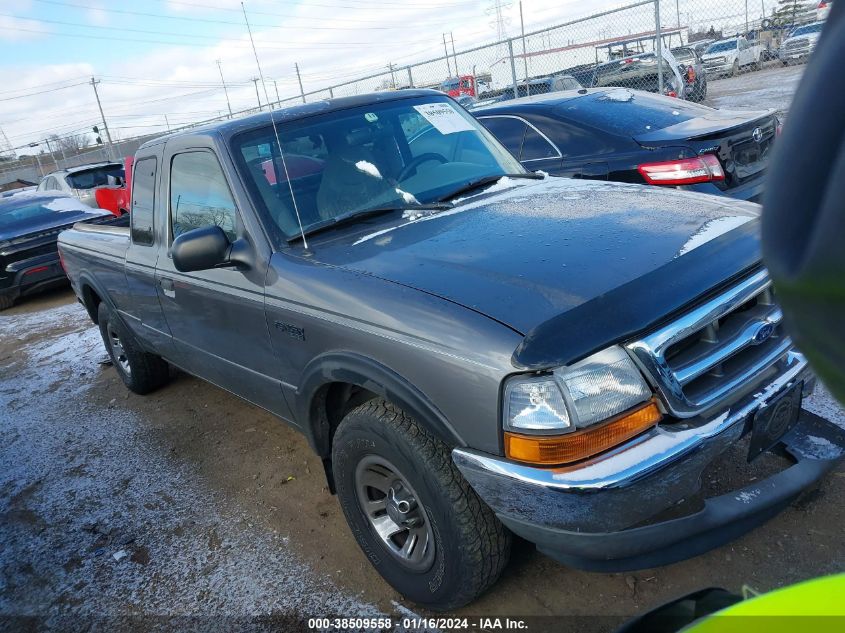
[504,400,662,466]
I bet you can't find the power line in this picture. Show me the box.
[30,0,480,31]
[0,82,89,102]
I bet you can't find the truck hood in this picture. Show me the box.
[310,178,762,344]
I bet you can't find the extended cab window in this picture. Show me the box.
[170,152,237,242]
[131,157,157,246]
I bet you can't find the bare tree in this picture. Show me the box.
[48,133,92,155]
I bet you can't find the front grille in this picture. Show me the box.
[784,38,809,51]
[626,270,793,418]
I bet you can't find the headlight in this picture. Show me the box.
[503,346,651,434]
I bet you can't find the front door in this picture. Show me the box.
[155,146,290,419]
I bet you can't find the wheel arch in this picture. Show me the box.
[77,272,113,325]
[297,352,467,462]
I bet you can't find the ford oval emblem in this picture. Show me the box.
[752,322,775,345]
[752,127,764,143]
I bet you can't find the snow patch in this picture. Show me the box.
[395,187,419,205]
[355,160,381,178]
[677,216,753,257]
[600,88,634,102]
[736,489,761,504]
[801,435,841,460]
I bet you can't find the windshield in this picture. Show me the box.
[705,40,738,54]
[791,23,823,36]
[231,96,524,241]
[671,48,695,62]
[65,164,125,189]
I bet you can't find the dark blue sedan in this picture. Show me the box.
[0,192,117,310]
[472,88,778,202]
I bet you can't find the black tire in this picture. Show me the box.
[731,60,739,77]
[0,294,13,311]
[97,302,169,394]
[332,399,511,610]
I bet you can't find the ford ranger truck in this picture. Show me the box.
[57,90,845,610]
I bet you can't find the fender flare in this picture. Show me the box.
[296,352,466,457]
[76,270,118,324]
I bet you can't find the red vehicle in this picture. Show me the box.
[93,156,133,216]
[439,75,482,98]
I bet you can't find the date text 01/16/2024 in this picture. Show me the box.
[306,617,528,630]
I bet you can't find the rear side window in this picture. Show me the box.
[131,157,157,246]
[170,151,237,242]
[479,117,526,159]
[521,127,558,161]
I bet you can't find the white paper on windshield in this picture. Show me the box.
[413,103,475,135]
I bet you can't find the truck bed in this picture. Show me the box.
[60,222,130,263]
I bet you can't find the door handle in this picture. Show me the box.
[160,277,175,298]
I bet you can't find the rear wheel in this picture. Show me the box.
[332,399,511,610]
[97,302,169,394]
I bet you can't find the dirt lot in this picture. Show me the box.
[704,62,806,120]
[1,288,844,632]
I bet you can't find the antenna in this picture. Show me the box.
[241,1,309,249]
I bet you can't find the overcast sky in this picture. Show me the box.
[0,0,775,154]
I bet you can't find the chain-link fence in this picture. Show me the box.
[2,0,824,186]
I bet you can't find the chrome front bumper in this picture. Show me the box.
[453,353,845,571]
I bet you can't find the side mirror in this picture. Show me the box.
[171,225,231,272]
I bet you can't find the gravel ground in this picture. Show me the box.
[1,289,844,633]
[704,62,806,119]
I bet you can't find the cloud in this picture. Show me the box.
[0,14,49,42]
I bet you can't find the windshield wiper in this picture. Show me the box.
[288,203,452,242]
[435,172,544,203]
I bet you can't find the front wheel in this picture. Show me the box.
[332,399,511,610]
[97,302,170,394]
[731,60,739,76]
[0,294,13,311]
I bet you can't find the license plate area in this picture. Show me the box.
[748,381,802,462]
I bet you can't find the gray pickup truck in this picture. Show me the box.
[58,90,844,610]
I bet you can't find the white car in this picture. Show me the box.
[36,162,124,208]
[779,22,825,65]
[701,37,764,77]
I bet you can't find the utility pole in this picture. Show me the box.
[251,77,262,110]
[519,1,529,91]
[442,33,453,77]
[676,0,681,27]
[29,143,44,177]
[745,0,749,33]
[216,59,233,118]
[449,32,458,76]
[43,137,57,169]
[387,63,396,89]
[90,77,115,161]
[295,63,305,103]
[273,79,280,104]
